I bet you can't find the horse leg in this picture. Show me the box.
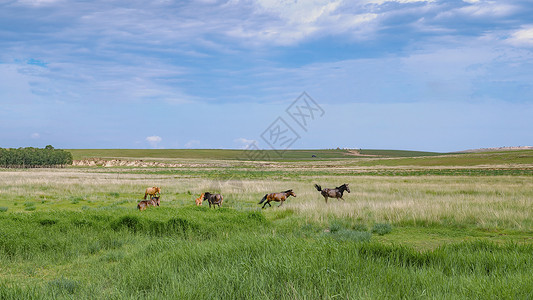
[278,200,284,207]
[323,196,328,203]
[262,201,268,209]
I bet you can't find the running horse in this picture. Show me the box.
[203,192,223,208]
[258,189,296,209]
[314,183,350,203]
[144,186,161,200]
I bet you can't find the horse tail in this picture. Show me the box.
[314,184,322,192]
[258,194,268,204]
[143,191,147,200]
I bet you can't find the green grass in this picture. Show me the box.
[67,148,448,161]
[67,149,533,167]
[359,149,447,157]
[356,150,533,166]
[1,208,531,299]
[67,148,357,161]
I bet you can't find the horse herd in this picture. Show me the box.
[137,183,351,211]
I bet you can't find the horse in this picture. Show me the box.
[258,189,296,209]
[195,193,205,206]
[151,196,160,207]
[144,186,161,200]
[203,192,223,208]
[314,183,350,203]
[137,196,160,211]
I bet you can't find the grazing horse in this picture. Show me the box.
[195,193,205,206]
[204,192,223,208]
[144,186,161,200]
[314,184,350,203]
[137,196,159,211]
[258,189,296,209]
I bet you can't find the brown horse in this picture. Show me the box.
[204,192,223,208]
[258,189,296,209]
[195,193,205,206]
[137,196,160,211]
[144,186,161,200]
[314,184,350,203]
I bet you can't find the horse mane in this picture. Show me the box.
[336,184,347,190]
[281,189,293,193]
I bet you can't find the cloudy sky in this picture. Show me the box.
[1,0,532,152]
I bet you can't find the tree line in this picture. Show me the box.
[0,145,73,168]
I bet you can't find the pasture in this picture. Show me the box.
[0,150,532,299]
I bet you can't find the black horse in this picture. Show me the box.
[203,192,223,208]
[314,183,350,203]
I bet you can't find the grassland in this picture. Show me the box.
[67,148,448,162]
[67,148,357,161]
[1,150,532,299]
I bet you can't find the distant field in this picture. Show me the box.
[67,148,533,167]
[67,148,446,161]
[356,150,533,167]
[67,148,353,161]
[359,149,449,157]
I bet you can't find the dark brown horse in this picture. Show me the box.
[204,192,223,208]
[258,189,296,208]
[137,196,160,211]
[314,184,350,203]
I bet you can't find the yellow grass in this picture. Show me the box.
[0,168,532,231]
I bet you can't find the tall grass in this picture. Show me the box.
[0,208,531,299]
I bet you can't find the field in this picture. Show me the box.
[1,150,532,299]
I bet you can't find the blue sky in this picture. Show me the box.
[1,0,532,152]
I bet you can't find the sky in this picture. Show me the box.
[1,0,532,152]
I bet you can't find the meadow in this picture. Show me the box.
[0,150,532,299]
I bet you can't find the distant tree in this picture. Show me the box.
[0,146,72,168]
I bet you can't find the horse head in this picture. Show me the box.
[343,184,350,193]
[283,189,296,197]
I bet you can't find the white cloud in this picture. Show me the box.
[225,0,380,45]
[146,135,162,148]
[30,133,40,139]
[184,140,200,148]
[234,137,257,149]
[507,26,533,47]
[17,0,62,6]
[438,1,517,19]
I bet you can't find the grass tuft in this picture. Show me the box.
[372,223,392,235]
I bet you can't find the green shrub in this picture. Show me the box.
[372,223,392,235]
[352,223,368,232]
[0,207,8,212]
[39,219,57,226]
